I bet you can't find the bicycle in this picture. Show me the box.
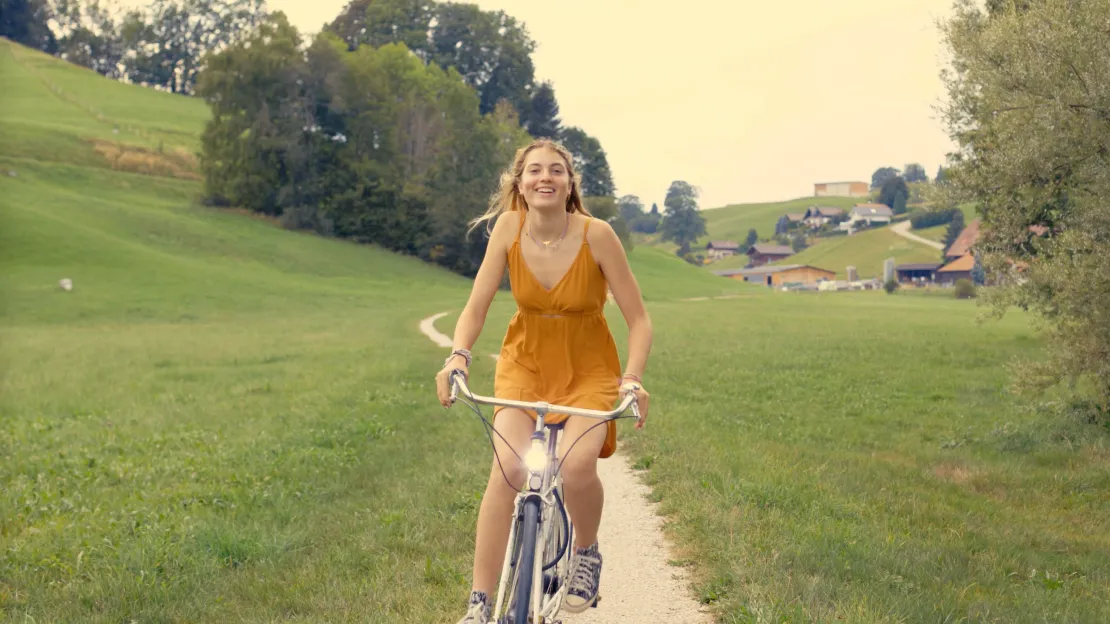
[447,369,641,624]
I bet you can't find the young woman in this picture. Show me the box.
[435,138,653,624]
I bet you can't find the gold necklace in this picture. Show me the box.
[528,212,570,251]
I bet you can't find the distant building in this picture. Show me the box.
[842,203,894,229]
[715,264,836,288]
[746,243,795,267]
[895,263,944,283]
[803,206,845,228]
[944,218,980,261]
[937,254,975,284]
[705,240,742,260]
[814,181,869,198]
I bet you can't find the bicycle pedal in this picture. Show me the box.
[592,594,601,608]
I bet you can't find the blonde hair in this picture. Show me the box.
[468,138,593,236]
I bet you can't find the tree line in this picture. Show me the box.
[2,0,634,277]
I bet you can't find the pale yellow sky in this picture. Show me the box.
[177,0,964,208]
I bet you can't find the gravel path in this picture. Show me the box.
[420,313,712,623]
[891,220,945,250]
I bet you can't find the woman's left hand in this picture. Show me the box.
[620,382,650,430]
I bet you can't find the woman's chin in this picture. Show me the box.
[527,197,566,212]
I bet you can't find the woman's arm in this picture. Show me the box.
[449,212,516,360]
[588,219,653,380]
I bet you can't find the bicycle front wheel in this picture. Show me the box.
[510,496,542,624]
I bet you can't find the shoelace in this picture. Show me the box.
[571,552,602,594]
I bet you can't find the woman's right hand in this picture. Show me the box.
[436,356,469,408]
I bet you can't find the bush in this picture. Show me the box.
[884,279,899,294]
[954,278,976,299]
[910,207,961,230]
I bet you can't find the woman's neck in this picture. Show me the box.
[527,208,570,242]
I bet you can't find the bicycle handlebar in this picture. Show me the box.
[448,369,640,420]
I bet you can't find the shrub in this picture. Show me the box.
[884,279,899,294]
[954,278,976,299]
[910,207,961,230]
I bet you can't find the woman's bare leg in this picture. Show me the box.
[471,408,535,595]
[557,416,608,548]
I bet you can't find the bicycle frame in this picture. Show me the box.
[448,371,639,623]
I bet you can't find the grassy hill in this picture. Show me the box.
[4,39,1109,624]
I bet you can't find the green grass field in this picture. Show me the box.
[3,39,1109,623]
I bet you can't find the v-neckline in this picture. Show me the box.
[517,240,586,294]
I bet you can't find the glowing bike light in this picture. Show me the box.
[524,444,547,474]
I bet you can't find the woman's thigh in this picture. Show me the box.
[556,416,608,480]
[488,407,537,490]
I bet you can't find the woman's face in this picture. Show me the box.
[518,147,571,212]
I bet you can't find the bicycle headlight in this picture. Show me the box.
[524,445,547,474]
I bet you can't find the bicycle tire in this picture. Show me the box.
[511,496,542,624]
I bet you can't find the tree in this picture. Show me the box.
[585,196,632,251]
[774,214,790,236]
[790,232,807,253]
[941,0,1110,410]
[941,211,965,250]
[878,175,909,209]
[871,166,899,189]
[559,126,614,197]
[903,163,928,183]
[117,0,270,94]
[1,0,57,52]
[523,80,560,139]
[326,0,434,54]
[893,190,908,215]
[659,180,706,255]
[617,194,643,222]
[650,202,659,216]
[935,165,948,185]
[745,228,758,249]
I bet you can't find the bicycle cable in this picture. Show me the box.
[453,390,639,493]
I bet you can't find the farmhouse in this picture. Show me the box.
[746,243,794,267]
[814,181,869,198]
[937,254,975,284]
[944,218,980,261]
[785,213,806,226]
[803,206,845,227]
[848,203,894,225]
[706,240,741,260]
[715,264,836,288]
[895,262,943,283]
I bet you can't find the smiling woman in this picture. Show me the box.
[433,138,654,622]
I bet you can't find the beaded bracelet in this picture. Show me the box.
[621,372,642,383]
[444,348,472,368]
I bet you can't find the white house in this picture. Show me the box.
[841,203,894,230]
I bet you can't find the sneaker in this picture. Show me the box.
[562,542,602,613]
[456,590,491,624]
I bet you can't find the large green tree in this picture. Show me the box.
[523,79,561,139]
[940,0,1110,410]
[659,180,706,255]
[559,126,614,197]
[903,163,928,183]
[1,0,57,52]
[871,166,899,189]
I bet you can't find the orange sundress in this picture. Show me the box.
[494,212,623,458]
